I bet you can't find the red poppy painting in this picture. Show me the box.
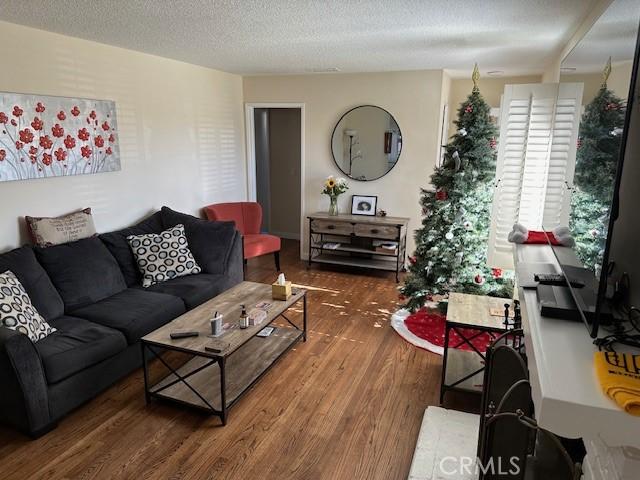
[0,92,120,181]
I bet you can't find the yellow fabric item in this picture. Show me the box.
[594,351,640,416]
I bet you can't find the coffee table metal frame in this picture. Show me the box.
[141,292,307,425]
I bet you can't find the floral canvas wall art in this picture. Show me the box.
[0,92,120,182]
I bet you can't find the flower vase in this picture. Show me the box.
[328,195,339,216]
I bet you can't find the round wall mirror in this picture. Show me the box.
[331,105,402,181]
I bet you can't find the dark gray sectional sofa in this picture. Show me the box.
[0,207,243,437]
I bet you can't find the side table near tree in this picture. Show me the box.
[439,292,512,405]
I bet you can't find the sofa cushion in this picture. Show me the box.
[99,212,164,287]
[0,245,64,320]
[35,237,127,312]
[0,270,56,342]
[139,273,229,310]
[244,233,281,259]
[160,207,237,275]
[35,316,127,384]
[70,288,185,344]
[127,224,202,287]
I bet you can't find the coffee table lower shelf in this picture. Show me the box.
[144,328,303,422]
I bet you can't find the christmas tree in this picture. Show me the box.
[570,58,626,272]
[401,65,513,311]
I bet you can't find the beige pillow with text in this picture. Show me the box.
[26,208,96,247]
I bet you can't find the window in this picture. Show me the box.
[487,83,584,269]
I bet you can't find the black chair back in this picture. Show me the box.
[478,380,533,480]
[478,331,527,461]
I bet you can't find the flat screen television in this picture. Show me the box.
[546,3,640,338]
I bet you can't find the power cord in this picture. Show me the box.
[592,272,640,351]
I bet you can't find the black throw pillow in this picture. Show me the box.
[159,207,237,275]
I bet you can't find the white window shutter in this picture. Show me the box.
[543,83,583,228]
[487,83,583,269]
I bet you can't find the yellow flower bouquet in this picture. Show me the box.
[322,175,349,216]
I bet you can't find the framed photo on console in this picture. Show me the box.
[351,195,377,216]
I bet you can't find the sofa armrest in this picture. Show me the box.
[224,230,244,286]
[0,327,52,436]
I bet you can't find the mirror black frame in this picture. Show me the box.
[330,105,402,181]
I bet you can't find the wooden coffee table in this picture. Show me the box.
[140,281,307,424]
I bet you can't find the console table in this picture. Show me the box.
[307,212,409,282]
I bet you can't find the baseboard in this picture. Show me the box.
[269,230,300,240]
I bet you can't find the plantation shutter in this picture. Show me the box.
[487,83,583,269]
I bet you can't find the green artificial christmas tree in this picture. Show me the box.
[570,58,626,272]
[401,65,513,311]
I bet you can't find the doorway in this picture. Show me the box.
[245,103,304,257]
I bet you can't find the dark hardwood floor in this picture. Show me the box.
[0,239,460,480]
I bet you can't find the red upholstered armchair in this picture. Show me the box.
[204,202,281,271]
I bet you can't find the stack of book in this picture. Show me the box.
[373,240,398,254]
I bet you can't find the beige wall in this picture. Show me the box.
[268,108,301,239]
[0,21,246,251]
[541,0,614,82]
[561,61,634,104]
[437,71,452,166]
[446,75,542,137]
[243,70,445,257]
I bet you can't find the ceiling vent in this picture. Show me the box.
[307,67,340,73]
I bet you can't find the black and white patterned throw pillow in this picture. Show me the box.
[127,224,202,287]
[0,270,56,342]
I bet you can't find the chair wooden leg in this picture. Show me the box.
[274,251,281,271]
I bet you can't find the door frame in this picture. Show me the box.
[245,103,305,258]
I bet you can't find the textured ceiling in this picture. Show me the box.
[562,0,639,73]
[0,0,601,77]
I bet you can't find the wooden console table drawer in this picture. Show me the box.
[307,212,409,282]
[353,223,398,240]
[310,219,354,236]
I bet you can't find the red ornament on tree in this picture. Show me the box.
[489,138,497,149]
[435,189,448,201]
[491,268,503,279]
[577,137,582,149]
[474,273,485,285]
[409,255,417,265]
[465,104,473,113]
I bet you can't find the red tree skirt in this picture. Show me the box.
[391,307,495,356]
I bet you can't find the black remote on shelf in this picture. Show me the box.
[170,331,199,339]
